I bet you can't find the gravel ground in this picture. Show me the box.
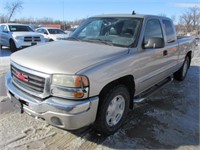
[0,46,199,150]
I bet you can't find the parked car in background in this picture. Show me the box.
[64,27,77,37]
[0,23,45,52]
[36,27,68,42]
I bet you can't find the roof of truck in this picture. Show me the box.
[92,14,171,20]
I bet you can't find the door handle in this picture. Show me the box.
[163,50,168,56]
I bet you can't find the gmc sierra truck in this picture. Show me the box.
[5,14,196,135]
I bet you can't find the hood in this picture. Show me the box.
[11,41,129,74]
[12,32,42,37]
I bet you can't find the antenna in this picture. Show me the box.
[132,11,136,15]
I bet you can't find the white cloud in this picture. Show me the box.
[175,3,200,8]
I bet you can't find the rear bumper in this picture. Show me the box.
[5,73,99,130]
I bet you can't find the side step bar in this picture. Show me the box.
[133,76,173,103]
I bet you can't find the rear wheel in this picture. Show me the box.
[94,85,130,135]
[10,40,17,52]
[174,56,190,81]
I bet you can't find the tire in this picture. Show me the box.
[174,56,190,81]
[94,85,130,135]
[10,40,17,52]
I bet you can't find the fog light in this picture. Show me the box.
[51,117,63,126]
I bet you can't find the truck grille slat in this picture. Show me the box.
[24,36,41,42]
[11,67,45,83]
[12,73,45,88]
[11,65,47,95]
[13,76,44,92]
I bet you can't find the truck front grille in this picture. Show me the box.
[11,65,45,92]
[10,63,50,99]
[33,37,41,42]
[24,36,41,42]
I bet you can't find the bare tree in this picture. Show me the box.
[180,11,192,33]
[0,14,7,23]
[189,7,200,31]
[4,0,23,22]
[179,6,200,35]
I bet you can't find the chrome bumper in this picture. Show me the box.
[15,40,45,49]
[5,73,99,130]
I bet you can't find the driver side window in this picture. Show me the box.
[144,19,163,44]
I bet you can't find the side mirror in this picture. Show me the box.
[44,32,48,35]
[143,37,164,49]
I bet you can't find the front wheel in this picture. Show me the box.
[94,85,130,135]
[10,40,17,52]
[174,56,190,81]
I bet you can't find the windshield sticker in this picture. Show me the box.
[11,28,17,31]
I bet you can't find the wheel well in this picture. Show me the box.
[186,51,192,66]
[9,38,13,43]
[99,75,135,109]
[9,38,16,45]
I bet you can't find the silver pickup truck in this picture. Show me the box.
[5,14,196,135]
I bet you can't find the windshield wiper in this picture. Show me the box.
[83,38,113,46]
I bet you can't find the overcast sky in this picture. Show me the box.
[0,0,199,22]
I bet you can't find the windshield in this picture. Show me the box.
[9,25,34,32]
[48,29,65,34]
[71,17,142,47]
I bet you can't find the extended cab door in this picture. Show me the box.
[136,18,171,93]
[161,19,179,73]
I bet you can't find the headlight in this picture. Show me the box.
[51,74,89,99]
[15,36,24,40]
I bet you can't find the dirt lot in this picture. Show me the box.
[0,46,199,150]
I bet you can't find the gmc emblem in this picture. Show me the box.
[15,72,29,82]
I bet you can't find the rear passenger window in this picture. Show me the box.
[144,19,163,43]
[162,20,176,43]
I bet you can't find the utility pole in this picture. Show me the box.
[62,0,65,30]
